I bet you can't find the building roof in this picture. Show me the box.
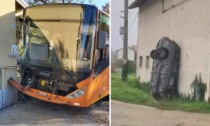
[129,0,147,9]
[16,0,28,8]
[116,46,137,52]
[16,0,28,16]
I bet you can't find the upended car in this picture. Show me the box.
[150,37,180,99]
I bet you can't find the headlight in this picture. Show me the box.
[67,87,85,98]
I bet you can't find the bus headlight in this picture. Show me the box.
[67,87,85,98]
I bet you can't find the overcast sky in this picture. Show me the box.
[111,0,138,50]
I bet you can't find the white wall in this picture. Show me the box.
[136,0,210,100]
[0,0,18,109]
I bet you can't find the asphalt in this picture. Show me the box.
[0,98,109,126]
[111,100,210,126]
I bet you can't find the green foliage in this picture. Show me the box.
[16,17,24,57]
[16,17,22,41]
[111,74,157,105]
[111,59,123,68]
[111,59,136,74]
[112,73,210,113]
[179,93,193,101]
[28,25,48,44]
[190,74,207,101]
[127,60,136,73]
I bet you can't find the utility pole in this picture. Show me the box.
[122,0,128,82]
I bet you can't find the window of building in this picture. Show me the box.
[139,56,143,67]
[146,56,150,69]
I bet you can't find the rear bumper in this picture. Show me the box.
[8,78,87,107]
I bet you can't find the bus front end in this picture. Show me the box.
[9,4,109,107]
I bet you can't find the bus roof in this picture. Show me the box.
[24,3,109,25]
[25,3,98,10]
[26,3,109,17]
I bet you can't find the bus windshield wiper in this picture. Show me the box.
[61,68,76,82]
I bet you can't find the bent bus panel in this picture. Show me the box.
[9,4,109,107]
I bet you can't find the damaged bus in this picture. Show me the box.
[9,4,109,107]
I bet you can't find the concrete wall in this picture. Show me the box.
[117,49,135,61]
[0,0,16,65]
[0,0,18,109]
[136,0,210,100]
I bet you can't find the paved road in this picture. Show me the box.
[111,100,210,126]
[0,98,109,126]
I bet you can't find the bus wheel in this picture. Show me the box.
[102,95,109,101]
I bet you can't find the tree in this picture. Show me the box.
[27,0,91,5]
[102,2,109,14]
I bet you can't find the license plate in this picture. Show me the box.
[37,91,48,97]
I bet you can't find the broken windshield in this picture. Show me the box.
[23,5,97,74]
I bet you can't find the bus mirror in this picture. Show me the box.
[97,30,106,49]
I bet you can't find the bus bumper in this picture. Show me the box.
[8,78,88,107]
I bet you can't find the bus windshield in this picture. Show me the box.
[23,5,97,74]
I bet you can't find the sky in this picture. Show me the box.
[83,0,108,9]
[111,0,138,50]
[24,0,108,9]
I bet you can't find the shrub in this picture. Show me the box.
[190,74,207,101]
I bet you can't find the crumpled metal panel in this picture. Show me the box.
[150,37,180,99]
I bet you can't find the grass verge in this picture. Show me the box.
[111,73,210,113]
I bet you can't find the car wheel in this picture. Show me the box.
[156,47,169,60]
[150,49,157,59]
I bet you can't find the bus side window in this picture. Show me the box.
[82,34,92,60]
[96,46,108,63]
[105,45,109,62]
[94,46,104,64]
[94,45,109,77]
[95,49,101,64]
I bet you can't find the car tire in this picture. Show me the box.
[150,49,157,59]
[156,47,169,60]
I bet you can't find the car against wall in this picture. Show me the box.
[150,37,180,99]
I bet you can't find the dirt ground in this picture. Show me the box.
[0,98,109,126]
[112,100,210,126]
